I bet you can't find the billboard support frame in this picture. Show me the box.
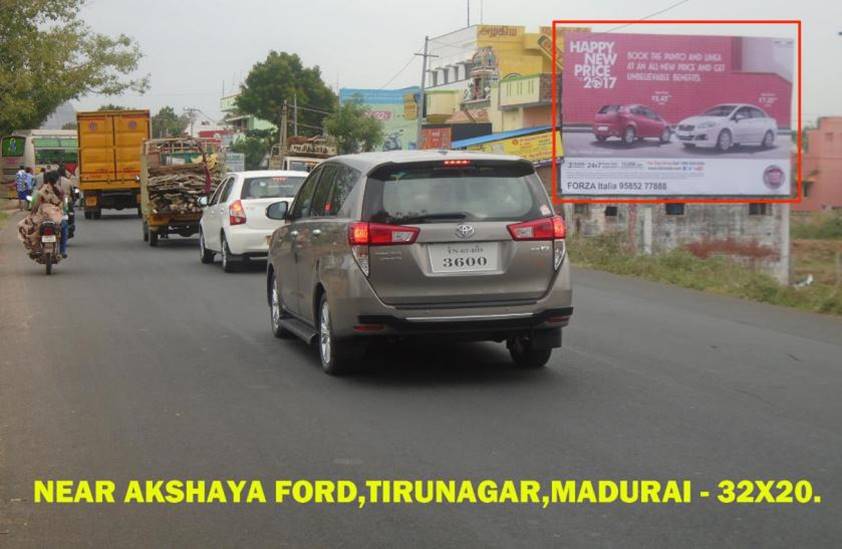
[551,19,802,205]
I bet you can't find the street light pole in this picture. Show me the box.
[416,36,429,149]
[415,36,438,149]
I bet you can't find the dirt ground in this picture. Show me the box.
[792,239,842,286]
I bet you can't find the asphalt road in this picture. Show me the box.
[1,211,841,547]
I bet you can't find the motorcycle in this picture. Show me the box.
[38,220,61,275]
[65,196,76,239]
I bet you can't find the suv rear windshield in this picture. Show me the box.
[363,162,550,225]
[241,176,306,199]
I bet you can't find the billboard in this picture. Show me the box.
[338,87,420,151]
[559,31,794,197]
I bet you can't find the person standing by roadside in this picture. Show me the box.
[24,167,35,197]
[15,165,28,210]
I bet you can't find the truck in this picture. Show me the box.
[267,135,335,172]
[140,138,219,247]
[76,109,150,219]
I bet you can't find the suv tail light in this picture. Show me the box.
[229,200,247,226]
[348,222,420,276]
[507,216,567,271]
[507,216,565,241]
[348,222,419,246]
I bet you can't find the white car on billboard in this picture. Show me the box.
[676,104,778,152]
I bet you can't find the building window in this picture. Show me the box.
[604,206,618,217]
[749,203,771,215]
[826,132,834,143]
[804,181,813,198]
[665,203,685,215]
[574,203,589,215]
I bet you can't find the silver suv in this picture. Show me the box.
[265,151,573,375]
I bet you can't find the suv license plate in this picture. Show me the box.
[428,242,499,273]
[41,235,57,243]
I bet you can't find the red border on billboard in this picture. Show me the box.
[551,19,802,205]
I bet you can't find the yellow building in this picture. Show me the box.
[424,24,586,164]
[425,25,587,136]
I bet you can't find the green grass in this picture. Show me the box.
[567,234,842,316]
[791,211,842,240]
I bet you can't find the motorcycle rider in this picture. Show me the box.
[28,171,68,258]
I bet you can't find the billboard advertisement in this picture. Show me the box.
[560,31,794,197]
[339,87,420,151]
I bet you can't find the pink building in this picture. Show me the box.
[796,117,842,211]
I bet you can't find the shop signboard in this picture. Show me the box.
[467,130,563,166]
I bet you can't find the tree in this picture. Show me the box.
[0,0,148,136]
[151,106,190,138]
[236,51,336,137]
[98,104,128,111]
[229,130,273,170]
[62,122,78,130]
[324,99,384,154]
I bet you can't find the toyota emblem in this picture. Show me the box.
[455,224,475,239]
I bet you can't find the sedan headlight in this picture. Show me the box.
[697,121,716,129]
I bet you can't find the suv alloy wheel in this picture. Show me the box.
[317,294,363,375]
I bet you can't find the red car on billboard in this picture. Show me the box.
[592,104,672,145]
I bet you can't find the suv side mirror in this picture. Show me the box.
[266,201,289,220]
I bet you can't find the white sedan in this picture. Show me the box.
[199,170,307,272]
[676,104,778,152]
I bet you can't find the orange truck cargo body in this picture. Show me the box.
[76,110,150,217]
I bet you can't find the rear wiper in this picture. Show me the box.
[400,212,469,223]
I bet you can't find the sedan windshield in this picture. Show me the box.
[241,176,305,199]
[702,105,737,117]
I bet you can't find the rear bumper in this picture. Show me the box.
[226,227,272,256]
[83,189,140,210]
[358,307,572,334]
[322,258,573,338]
[593,124,621,137]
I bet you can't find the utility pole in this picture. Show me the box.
[467,0,470,27]
[414,36,438,149]
[280,100,288,165]
[293,93,298,136]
